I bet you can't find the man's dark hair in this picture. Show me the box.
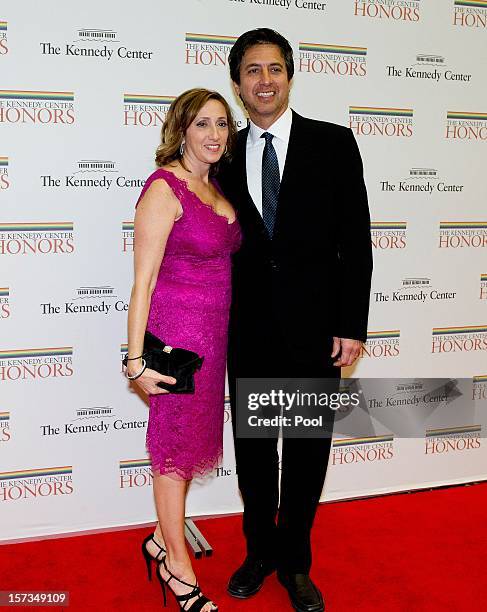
[228,28,294,84]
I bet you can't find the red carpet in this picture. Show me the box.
[1,482,486,611]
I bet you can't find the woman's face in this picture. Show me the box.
[184,99,229,166]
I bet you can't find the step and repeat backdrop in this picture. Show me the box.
[1,0,486,540]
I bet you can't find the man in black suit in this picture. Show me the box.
[220,29,372,612]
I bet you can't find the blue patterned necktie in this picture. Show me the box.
[261,132,280,238]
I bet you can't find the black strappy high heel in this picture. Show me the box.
[141,533,166,581]
[156,557,218,611]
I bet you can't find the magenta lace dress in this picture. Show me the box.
[135,168,241,480]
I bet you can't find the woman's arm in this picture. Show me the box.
[126,179,180,395]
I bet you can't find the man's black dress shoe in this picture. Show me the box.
[227,557,276,598]
[277,572,324,612]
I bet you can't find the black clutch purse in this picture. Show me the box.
[124,331,204,394]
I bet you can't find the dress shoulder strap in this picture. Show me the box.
[135,168,188,208]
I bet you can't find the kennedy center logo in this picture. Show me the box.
[119,459,152,489]
[185,33,236,67]
[0,223,75,255]
[41,159,145,190]
[0,411,10,443]
[371,222,407,249]
[386,54,472,83]
[446,111,487,140]
[349,107,413,137]
[332,435,394,465]
[353,0,420,21]
[0,21,8,55]
[40,285,128,316]
[224,1,327,11]
[40,28,153,61]
[425,425,481,454]
[373,277,457,305]
[298,43,367,76]
[123,94,174,127]
[381,167,464,195]
[0,287,9,319]
[453,0,487,27]
[361,331,400,358]
[0,91,75,124]
[0,466,73,502]
[439,222,487,248]
[39,405,146,437]
[431,326,487,354]
[0,157,9,189]
[0,347,73,382]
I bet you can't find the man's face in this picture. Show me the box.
[233,43,291,127]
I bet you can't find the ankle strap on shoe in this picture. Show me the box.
[151,535,165,560]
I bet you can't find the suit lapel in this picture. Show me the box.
[233,126,250,210]
[279,110,305,203]
[273,111,306,238]
[234,126,269,237]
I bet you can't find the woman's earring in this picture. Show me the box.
[179,141,185,156]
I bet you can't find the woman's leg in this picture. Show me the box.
[145,478,186,557]
[152,473,216,611]
[152,474,188,563]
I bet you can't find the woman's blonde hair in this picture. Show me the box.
[155,88,237,173]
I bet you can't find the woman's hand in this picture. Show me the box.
[126,361,176,395]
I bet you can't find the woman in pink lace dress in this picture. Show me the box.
[125,89,240,612]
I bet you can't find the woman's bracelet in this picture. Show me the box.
[126,358,147,380]
[122,353,143,367]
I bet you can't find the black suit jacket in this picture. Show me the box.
[220,110,372,374]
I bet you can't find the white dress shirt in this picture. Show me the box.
[246,106,293,216]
